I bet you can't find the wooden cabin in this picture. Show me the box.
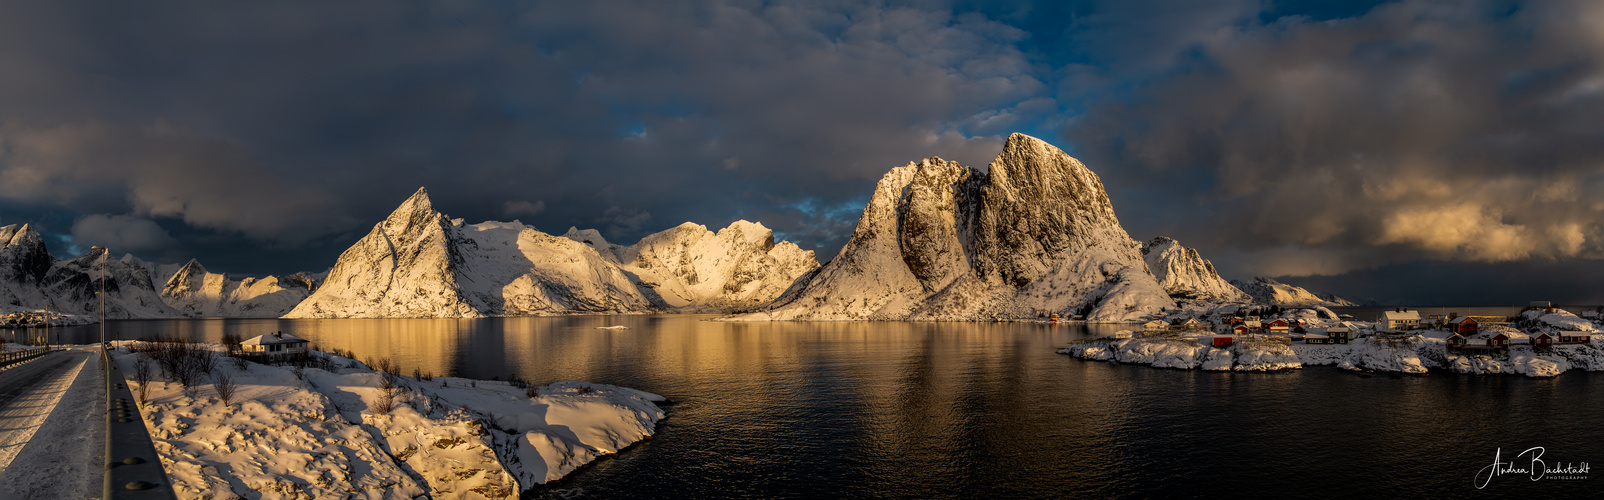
[1488,333,1509,348]
[1180,318,1206,330]
[1447,316,1478,335]
[1266,319,1290,334]
[1558,331,1593,344]
[1328,326,1351,344]
[1211,336,1235,347]
[1531,332,1554,348]
[1230,325,1250,335]
[240,332,309,358]
[1446,333,1466,348]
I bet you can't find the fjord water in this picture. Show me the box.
[34,316,1604,498]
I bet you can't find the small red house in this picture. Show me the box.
[1531,333,1554,348]
[1447,333,1466,347]
[1489,333,1508,348]
[1448,316,1478,335]
[1212,336,1235,347]
[1266,319,1290,334]
[1231,325,1249,335]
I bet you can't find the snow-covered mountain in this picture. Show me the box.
[1230,277,1356,307]
[160,259,315,317]
[0,223,316,322]
[730,133,1176,322]
[284,188,818,318]
[1,222,312,320]
[1141,237,1250,303]
[565,221,820,312]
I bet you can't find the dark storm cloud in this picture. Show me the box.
[69,213,181,261]
[0,0,1055,270]
[3,0,1601,307]
[1066,0,1604,278]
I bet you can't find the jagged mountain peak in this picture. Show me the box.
[385,187,441,226]
[174,258,207,275]
[1140,236,1249,303]
[735,133,1174,322]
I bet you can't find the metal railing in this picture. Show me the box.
[0,347,53,370]
[102,346,178,499]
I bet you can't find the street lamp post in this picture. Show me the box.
[93,246,107,346]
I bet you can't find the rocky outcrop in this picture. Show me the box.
[731,133,1176,322]
[1141,237,1249,303]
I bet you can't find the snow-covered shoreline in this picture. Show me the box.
[110,342,666,498]
[1060,330,1604,377]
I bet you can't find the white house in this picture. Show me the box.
[1381,309,1422,330]
[241,332,310,357]
[1143,320,1170,331]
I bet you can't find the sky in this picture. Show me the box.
[1,0,1600,305]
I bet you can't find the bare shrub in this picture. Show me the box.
[133,357,152,405]
[221,331,242,352]
[525,387,539,398]
[575,385,593,395]
[213,371,238,406]
[370,357,401,415]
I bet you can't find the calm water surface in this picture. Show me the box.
[23,316,1604,498]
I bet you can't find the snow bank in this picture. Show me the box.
[112,344,665,498]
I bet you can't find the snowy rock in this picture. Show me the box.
[113,346,665,497]
[734,133,1175,322]
[1141,237,1249,303]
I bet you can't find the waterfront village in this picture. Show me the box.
[1059,302,1604,377]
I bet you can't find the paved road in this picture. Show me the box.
[0,349,104,499]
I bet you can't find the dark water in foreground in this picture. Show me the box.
[21,316,1604,498]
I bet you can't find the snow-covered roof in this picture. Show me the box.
[1304,333,1329,339]
[1383,310,1421,322]
[242,332,308,346]
[1448,316,1476,325]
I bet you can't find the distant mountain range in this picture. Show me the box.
[0,224,316,324]
[283,188,818,318]
[1,133,1357,324]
